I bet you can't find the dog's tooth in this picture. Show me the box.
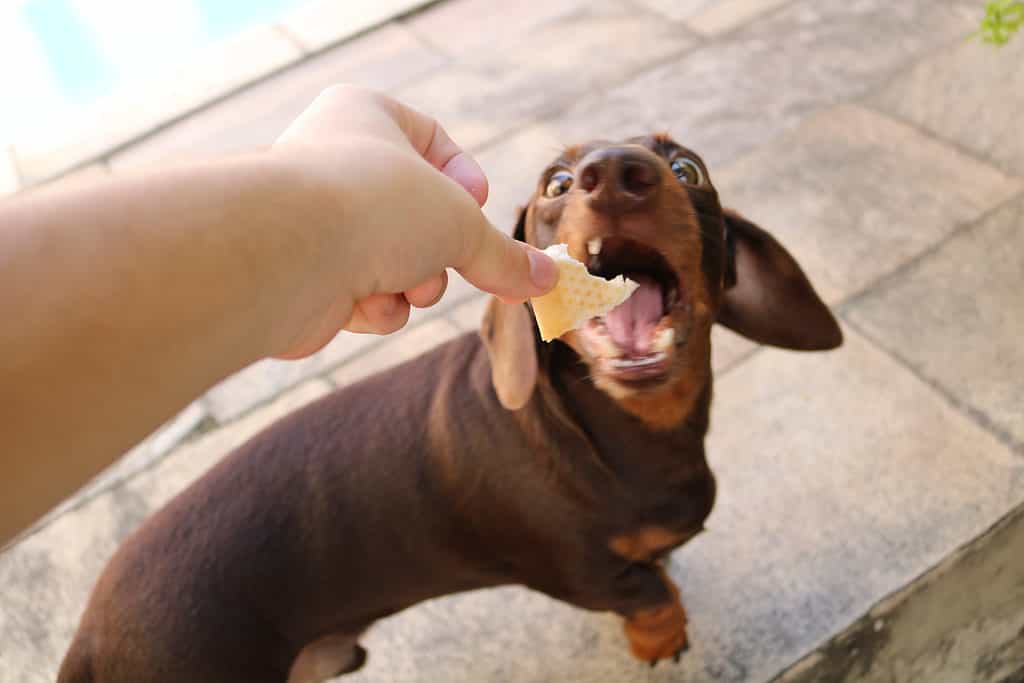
[654,328,675,352]
[595,336,620,357]
[609,352,667,369]
[587,237,602,256]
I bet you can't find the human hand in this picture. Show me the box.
[269,86,557,358]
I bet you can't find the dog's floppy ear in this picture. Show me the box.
[481,298,539,410]
[718,209,842,350]
[481,206,539,410]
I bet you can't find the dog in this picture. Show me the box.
[58,134,841,683]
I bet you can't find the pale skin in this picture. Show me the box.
[0,86,558,546]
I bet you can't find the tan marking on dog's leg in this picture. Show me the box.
[622,569,690,662]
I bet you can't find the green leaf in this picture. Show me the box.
[976,0,1024,45]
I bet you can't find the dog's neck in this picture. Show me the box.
[548,342,712,485]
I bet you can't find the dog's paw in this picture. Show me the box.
[623,600,689,666]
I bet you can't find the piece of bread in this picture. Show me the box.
[531,244,639,342]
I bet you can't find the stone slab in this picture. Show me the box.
[686,0,793,35]
[111,24,444,169]
[637,0,792,34]
[633,0,718,22]
[845,194,1024,447]
[204,329,381,423]
[869,30,1024,177]
[691,327,1024,682]
[712,105,1021,304]
[330,318,461,387]
[404,0,587,58]
[448,294,489,332]
[396,0,698,150]
[0,380,331,683]
[281,0,434,52]
[475,125,564,230]
[543,0,978,170]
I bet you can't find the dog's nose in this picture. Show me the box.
[577,146,660,212]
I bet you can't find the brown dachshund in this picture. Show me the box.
[58,135,841,683]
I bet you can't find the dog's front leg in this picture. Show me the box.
[607,562,689,665]
[618,563,689,665]
[554,560,688,665]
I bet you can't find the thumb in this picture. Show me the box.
[455,222,559,302]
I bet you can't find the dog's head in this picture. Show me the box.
[483,135,841,426]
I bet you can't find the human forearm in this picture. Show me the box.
[0,85,557,546]
[0,155,335,543]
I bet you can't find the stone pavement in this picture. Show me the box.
[2,1,1023,681]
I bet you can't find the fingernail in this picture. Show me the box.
[527,247,558,292]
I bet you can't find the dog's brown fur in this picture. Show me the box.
[58,135,840,683]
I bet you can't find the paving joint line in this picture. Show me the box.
[715,344,764,378]
[686,0,801,42]
[395,1,711,152]
[841,314,1024,459]
[856,101,1024,181]
[618,0,709,41]
[852,27,978,109]
[845,27,1015,175]
[836,188,1024,313]
[398,8,452,57]
[469,3,964,162]
[714,196,1024,392]
[468,38,709,157]
[271,22,311,54]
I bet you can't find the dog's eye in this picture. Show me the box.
[670,158,703,186]
[544,171,573,198]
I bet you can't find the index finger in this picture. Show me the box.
[379,95,488,207]
[285,86,488,207]
[453,218,559,301]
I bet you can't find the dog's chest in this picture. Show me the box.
[606,469,716,563]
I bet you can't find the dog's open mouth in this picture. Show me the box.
[579,237,683,384]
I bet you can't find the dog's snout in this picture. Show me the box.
[577,146,660,212]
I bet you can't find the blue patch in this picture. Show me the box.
[21,0,116,103]
[18,0,308,107]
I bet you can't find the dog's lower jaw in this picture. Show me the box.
[615,363,709,430]
[583,311,712,431]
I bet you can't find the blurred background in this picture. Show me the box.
[0,0,425,185]
[1,1,1022,682]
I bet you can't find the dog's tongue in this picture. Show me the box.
[604,276,662,355]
